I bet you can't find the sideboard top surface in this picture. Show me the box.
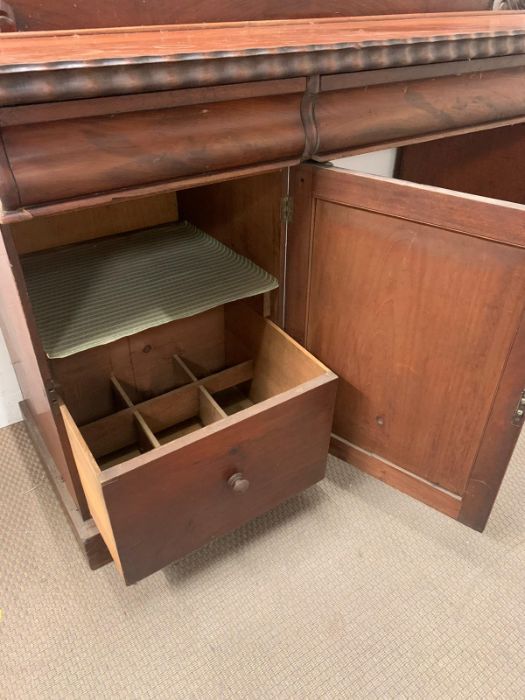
[0,12,524,68]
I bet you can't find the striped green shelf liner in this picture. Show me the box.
[22,221,279,359]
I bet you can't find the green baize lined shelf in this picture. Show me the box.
[22,221,279,359]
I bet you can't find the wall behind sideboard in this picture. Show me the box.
[333,148,398,177]
[0,331,22,427]
[0,148,397,428]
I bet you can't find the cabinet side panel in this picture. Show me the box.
[178,171,286,322]
[0,225,88,515]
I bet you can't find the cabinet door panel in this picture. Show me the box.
[286,164,525,529]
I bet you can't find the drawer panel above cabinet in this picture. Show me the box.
[60,303,337,584]
[315,67,525,159]
[286,158,525,531]
[0,90,305,208]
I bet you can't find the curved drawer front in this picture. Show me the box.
[315,67,525,158]
[2,92,305,207]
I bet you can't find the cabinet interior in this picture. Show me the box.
[11,169,311,469]
[396,123,525,204]
[21,220,278,359]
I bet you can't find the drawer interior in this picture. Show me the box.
[53,302,330,469]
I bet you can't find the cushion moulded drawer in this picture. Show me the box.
[60,303,337,584]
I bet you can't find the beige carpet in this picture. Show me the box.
[1,420,523,699]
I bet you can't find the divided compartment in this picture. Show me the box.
[73,300,333,468]
[57,302,337,583]
[79,353,256,468]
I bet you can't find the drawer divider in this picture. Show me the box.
[173,354,199,383]
[110,375,136,410]
[133,412,161,451]
[111,374,160,451]
[200,361,254,394]
[199,386,227,425]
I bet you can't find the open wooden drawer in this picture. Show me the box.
[287,128,525,532]
[58,302,336,584]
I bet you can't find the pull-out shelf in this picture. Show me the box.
[60,303,337,584]
[22,221,278,358]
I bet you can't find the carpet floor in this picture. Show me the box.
[1,420,523,699]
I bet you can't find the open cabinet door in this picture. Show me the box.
[286,163,525,531]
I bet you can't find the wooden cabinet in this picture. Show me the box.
[1,3,525,583]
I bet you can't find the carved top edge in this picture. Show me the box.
[1,13,525,104]
[3,30,525,74]
[2,12,525,70]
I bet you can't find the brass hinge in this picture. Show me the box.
[46,378,59,406]
[281,196,294,225]
[512,389,525,426]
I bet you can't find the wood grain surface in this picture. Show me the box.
[0,13,523,105]
[2,95,304,206]
[4,61,525,214]
[0,13,524,213]
[287,164,525,526]
[315,68,525,157]
[2,13,521,65]
[8,1,494,32]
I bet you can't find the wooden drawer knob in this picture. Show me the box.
[228,473,250,494]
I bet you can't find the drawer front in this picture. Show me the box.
[64,375,336,584]
[3,93,304,207]
[315,67,525,159]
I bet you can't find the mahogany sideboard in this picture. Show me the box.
[1,0,525,584]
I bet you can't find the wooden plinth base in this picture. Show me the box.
[21,400,111,571]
